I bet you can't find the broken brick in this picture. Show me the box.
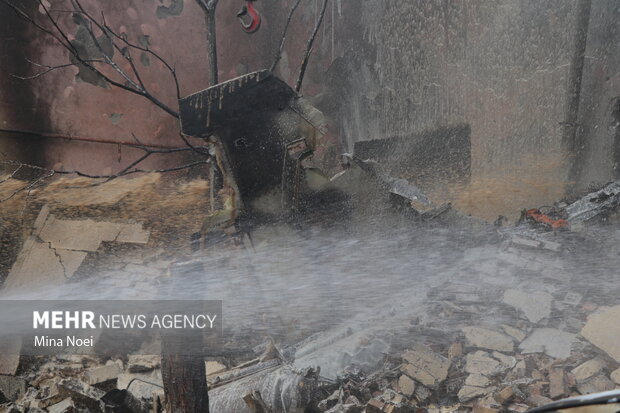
[548,368,567,399]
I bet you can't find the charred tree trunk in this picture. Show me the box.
[564,0,592,185]
[205,9,218,85]
[161,335,210,412]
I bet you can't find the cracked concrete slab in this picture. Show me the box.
[3,207,150,290]
[38,217,148,252]
[503,289,552,323]
[519,328,575,359]
[3,236,87,290]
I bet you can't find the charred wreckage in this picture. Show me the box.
[1,68,620,413]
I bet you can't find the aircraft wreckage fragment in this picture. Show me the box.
[179,70,451,235]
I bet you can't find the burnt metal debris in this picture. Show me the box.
[179,70,327,222]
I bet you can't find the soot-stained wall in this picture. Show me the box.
[1,0,619,219]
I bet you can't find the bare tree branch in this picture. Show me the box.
[100,12,182,100]
[295,0,329,93]
[1,0,180,118]
[12,60,79,80]
[0,168,55,202]
[270,0,304,73]
[0,155,211,199]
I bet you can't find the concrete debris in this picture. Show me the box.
[397,374,415,397]
[548,369,567,399]
[465,374,490,387]
[0,376,26,401]
[519,328,575,359]
[400,344,451,388]
[580,305,620,362]
[501,325,526,343]
[83,363,122,385]
[462,327,514,352]
[47,398,74,413]
[571,358,607,383]
[611,368,620,385]
[503,289,553,323]
[127,355,160,373]
[4,206,150,290]
[576,374,616,395]
[458,386,494,402]
[493,386,514,405]
[57,378,105,412]
[447,342,463,359]
[117,370,162,411]
[465,351,501,376]
[205,360,227,377]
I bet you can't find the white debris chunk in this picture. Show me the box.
[519,329,575,359]
[462,327,514,352]
[503,289,552,323]
[581,306,620,362]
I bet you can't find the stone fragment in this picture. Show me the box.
[611,368,620,385]
[577,374,615,395]
[414,385,432,402]
[366,398,384,413]
[540,240,562,252]
[466,374,490,387]
[571,358,606,383]
[528,395,553,407]
[458,386,493,402]
[0,404,20,413]
[57,379,104,412]
[205,361,227,376]
[473,402,500,413]
[581,306,620,362]
[400,344,451,388]
[128,355,160,373]
[0,375,26,401]
[510,237,540,249]
[83,363,122,385]
[494,387,514,404]
[506,403,529,413]
[503,290,552,323]
[501,325,526,343]
[48,398,75,413]
[465,351,501,376]
[462,327,514,352]
[491,352,516,369]
[117,370,162,412]
[548,369,567,399]
[448,342,463,359]
[519,329,575,359]
[397,375,415,397]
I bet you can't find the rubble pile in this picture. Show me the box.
[1,151,620,412]
[310,305,620,413]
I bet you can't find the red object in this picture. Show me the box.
[237,1,261,34]
[525,208,569,230]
